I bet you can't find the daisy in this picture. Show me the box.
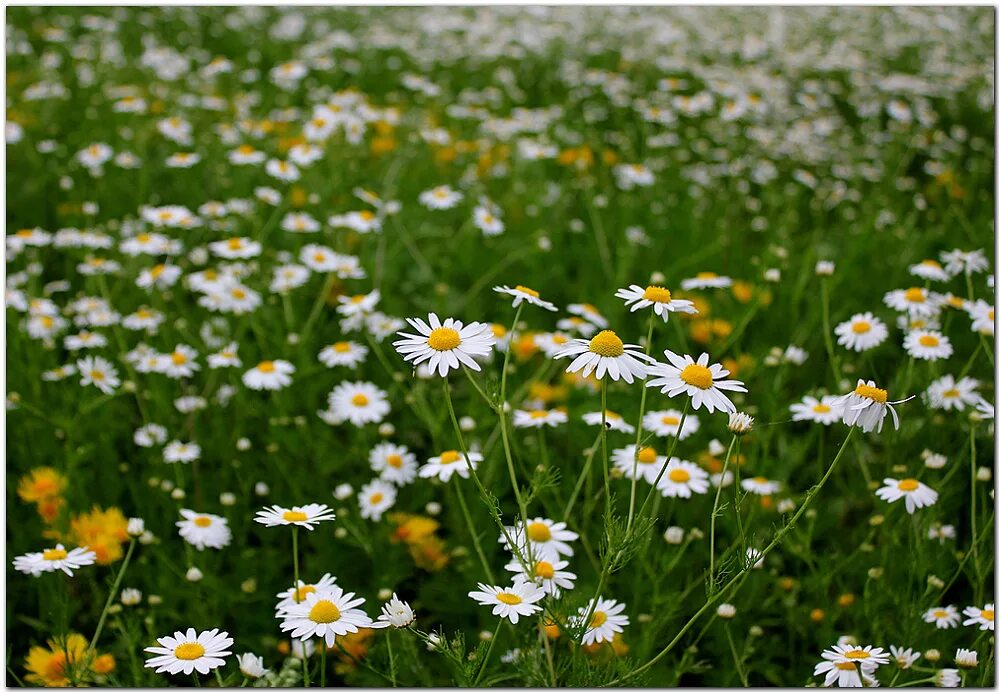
[645,351,747,414]
[553,330,654,383]
[741,476,781,496]
[375,593,416,629]
[160,345,200,378]
[903,330,953,361]
[657,458,710,498]
[582,410,635,433]
[909,259,951,281]
[512,408,568,429]
[324,381,390,427]
[271,264,311,293]
[966,299,994,336]
[419,449,481,482]
[500,517,578,562]
[164,441,201,464]
[611,445,666,484]
[889,646,921,669]
[467,581,545,624]
[566,303,609,328]
[265,158,300,182]
[176,510,232,550]
[134,423,168,447]
[242,360,295,391]
[923,606,960,629]
[572,597,629,645]
[281,212,320,234]
[680,272,732,290]
[504,557,576,597]
[13,544,97,577]
[393,313,496,378]
[614,284,698,322]
[474,206,504,236]
[278,587,373,646]
[533,332,575,358]
[275,574,339,613]
[236,653,268,679]
[369,442,418,485]
[493,285,557,311]
[419,185,463,210]
[789,395,843,425]
[77,356,120,394]
[122,307,165,331]
[815,644,891,686]
[254,504,336,531]
[834,312,889,352]
[836,379,911,433]
[144,628,234,676]
[207,343,242,369]
[874,478,938,513]
[359,479,397,521]
[962,604,994,631]
[925,375,979,411]
[208,237,262,260]
[318,341,368,368]
[556,316,599,337]
[941,248,989,276]
[336,290,381,318]
[884,287,944,317]
[643,409,700,439]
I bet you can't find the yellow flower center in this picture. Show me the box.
[527,522,552,542]
[294,585,316,602]
[679,364,713,389]
[835,662,857,671]
[854,383,887,404]
[496,592,522,605]
[226,238,243,250]
[90,370,106,381]
[333,342,351,353]
[194,516,212,527]
[351,393,369,407]
[534,561,555,579]
[918,335,940,347]
[530,410,549,419]
[588,330,625,357]
[696,272,718,280]
[661,415,680,425]
[921,259,942,268]
[851,321,871,334]
[845,651,870,660]
[369,493,384,505]
[387,454,403,468]
[590,611,607,628]
[933,609,948,618]
[174,643,206,661]
[668,469,691,483]
[237,145,255,155]
[313,252,326,263]
[904,287,925,303]
[150,264,166,278]
[359,210,375,221]
[439,450,461,464]
[171,351,188,365]
[309,600,342,623]
[642,286,672,303]
[282,510,308,522]
[514,285,539,298]
[897,479,920,492]
[812,404,832,413]
[491,324,507,338]
[42,548,68,561]
[637,447,658,464]
[258,361,276,373]
[982,609,994,621]
[428,327,461,351]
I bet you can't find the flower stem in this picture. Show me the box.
[472,620,503,686]
[600,380,610,518]
[626,314,656,532]
[562,431,604,522]
[88,538,137,654]
[709,436,738,595]
[292,527,309,688]
[453,477,495,582]
[636,399,691,523]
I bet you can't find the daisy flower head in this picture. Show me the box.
[369,442,418,485]
[164,440,200,464]
[275,573,339,613]
[77,355,120,394]
[790,395,843,425]
[467,580,545,624]
[336,290,380,318]
[645,351,747,414]
[614,284,697,322]
[834,312,889,352]
[884,287,944,317]
[612,444,666,484]
[941,248,989,276]
[504,556,576,598]
[923,606,960,629]
[925,375,979,411]
[909,259,950,282]
[494,284,557,311]
[741,476,781,496]
[236,653,269,679]
[962,603,994,631]
[500,517,578,562]
[393,313,496,378]
[680,272,732,291]
[13,544,97,577]
[836,379,911,433]
[176,509,232,550]
[657,458,710,498]
[242,360,295,391]
[278,586,373,646]
[318,341,368,369]
[572,597,629,645]
[254,504,336,531]
[375,593,415,629]
[582,410,635,433]
[553,330,654,383]
[875,477,938,513]
[642,409,699,439]
[419,184,463,210]
[966,299,994,336]
[358,479,396,521]
[512,408,568,429]
[323,381,390,427]
[903,329,953,361]
[419,449,481,482]
[144,628,233,676]
[889,645,921,669]
[566,303,609,328]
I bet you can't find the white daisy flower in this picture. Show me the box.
[611,444,666,485]
[323,381,390,427]
[265,158,299,182]
[369,442,418,485]
[164,440,201,464]
[13,544,97,577]
[874,478,938,513]
[275,574,339,613]
[903,329,953,361]
[337,290,380,318]
[925,375,979,411]
[836,379,911,433]
[393,313,496,378]
[467,580,545,624]
[278,587,373,646]
[657,458,710,498]
[614,284,697,322]
[374,593,415,629]
[504,556,576,597]
[493,284,557,311]
[254,504,336,531]
[741,476,781,496]
[208,237,261,260]
[242,360,295,391]
[581,410,635,433]
[571,597,629,645]
[962,603,994,631]
[789,395,843,425]
[556,316,600,337]
[553,329,654,383]
[419,449,481,482]
[834,312,889,352]
[645,351,747,414]
[159,345,200,378]
[134,423,168,447]
[923,605,960,629]
[358,479,396,521]
[144,628,234,676]
[318,341,368,368]
[566,303,609,329]
[419,185,463,210]
[966,299,994,336]
[176,510,232,550]
[77,355,120,394]
[236,653,269,679]
[941,248,989,276]
[207,342,241,369]
[500,517,578,562]
[642,409,700,439]
[512,408,568,429]
[909,259,950,281]
[884,287,944,317]
[680,272,732,290]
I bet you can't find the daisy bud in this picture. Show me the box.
[220,492,236,506]
[637,613,653,623]
[160,479,174,492]
[955,649,978,668]
[120,588,142,606]
[378,588,393,601]
[241,578,257,593]
[537,237,552,251]
[479,630,494,641]
[334,527,348,539]
[935,668,960,687]
[927,574,945,589]
[147,594,162,606]
[185,566,203,582]
[867,567,883,580]
[727,412,754,435]
[237,653,268,679]
[426,633,443,651]
[287,333,300,345]
[815,260,835,276]
[764,268,781,282]
[663,526,685,545]
[976,466,991,482]
[717,603,736,619]
[139,531,155,545]
[459,416,476,432]
[777,499,796,514]
[925,649,941,663]
[254,482,269,496]
[688,527,705,541]
[869,514,884,526]
[170,488,186,500]
[237,437,252,451]
[749,625,764,637]
[746,548,764,569]
[107,604,123,615]
[426,502,442,516]
[378,423,395,437]
[127,517,145,536]
[837,635,858,647]
[334,483,353,500]
[925,453,947,469]
[650,271,666,284]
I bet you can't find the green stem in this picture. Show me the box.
[709,436,738,595]
[386,629,397,687]
[562,431,604,522]
[89,539,137,653]
[600,380,610,518]
[473,621,503,686]
[626,314,656,532]
[453,477,495,582]
[820,278,842,385]
[292,527,308,688]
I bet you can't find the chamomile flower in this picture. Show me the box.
[909,259,950,281]
[318,341,368,368]
[657,458,710,498]
[875,478,938,513]
[369,442,418,485]
[556,315,599,337]
[512,408,567,429]
[13,544,97,577]
[836,379,911,433]
[278,587,373,646]
[925,375,979,411]
[834,312,889,352]
[645,351,747,414]
[208,236,261,260]
[741,476,781,495]
[966,299,994,336]
[207,343,242,369]
[941,248,989,276]
[324,381,390,427]
[254,504,336,531]
[493,285,557,311]
[265,158,299,182]
[144,628,233,676]
[611,445,666,484]
[236,653,268,679]
[504,556,576,597]
[275,574,339,613]
[242,360,295,391]
[566,303,609,328]
[467,581,545,624]
[77,356,120,394]
[680,272,732,290]
[816,644,891,684]
[884,287,944,317]
[375,593,415,628]
[176,510,231,550]
[582,410,635,433]
[500,517,578,561]
[790,395,843,425]
[572,597,629,645]
[643,409,700,439]
[419,449,481,482]
[134,423,168,447]
[903,329,953,361]
[553,329,654,383]
[962,603,994,631]
[419,184,463,210]
[614,284,697,322]
[164,440,200,464]
[159,345,200,378]
[393,314,496,378]
[890,646,921,669]
[923,606,961,629]
[337,290,380,318]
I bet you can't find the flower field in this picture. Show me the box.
[5,6,996,687]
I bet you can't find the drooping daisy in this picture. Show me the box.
[874,478,938,513]
[789,395,843,425]
[144,628,234,676]
[614,284,698,322]
[903,330,953,361]
[909,259,950,282]
[500,517,578,562]
[275,574,339,613]
[358,479,396,521]
[553,330,654,383]
[13,544,97,577]
[504,556,577,598]
[242,360,295,391]
[925,375,980,411]
[369,442,418,485]
[566,303,609,329]
[836,379,911,433]
[581,410,635,433]
[323,381,390,427]
[318,341,369,369]
[611,445,666,484]
[77,356,120,394]
[419,449,481,482]
[254,504,336,531]
[834,312,889,352]
[962,604,994,631]
[374,593,416,629]
[923,605,960,629]
[941,248,989,276]
[572,597,630,645]
[889,645,922,669]
[176,510,232,550]
[512,408,568,429]
[884,287,944,317]
[646,351,747,414]
[657,458,710,498]
[680,272,732,290]
[278,587,373,646]
[393,313,496,378]
[467,580,545,624]
[493,284,557,311]
[741,476,781,496]
[643,409,700,439]
[236,653,269,679]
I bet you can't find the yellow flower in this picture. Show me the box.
[24,634,88,687]
[68,506,129,565]
[18,467,66,503]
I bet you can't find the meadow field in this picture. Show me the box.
[4,6,996,687]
